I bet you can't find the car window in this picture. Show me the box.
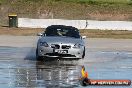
[45,26,80,38]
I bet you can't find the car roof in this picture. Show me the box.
[46,25,78,31]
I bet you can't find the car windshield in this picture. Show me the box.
[45,26,80,38]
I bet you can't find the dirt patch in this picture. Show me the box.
[0,27,43,36]
[88,13,131,21]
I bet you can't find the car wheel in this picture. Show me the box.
[82,47,85,59]
[36,48,42,61]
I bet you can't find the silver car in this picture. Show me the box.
[36,25,86,60]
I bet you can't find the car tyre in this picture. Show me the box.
[36,48,42,61]
[82,47,85,59]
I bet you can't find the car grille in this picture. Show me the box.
[51,44,71,49]
[45,53,76,57]
[62,45,71,49]
[51,44,60,49]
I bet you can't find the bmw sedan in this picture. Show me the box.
[36,25,86,60]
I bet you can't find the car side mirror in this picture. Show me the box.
[37,33,43,36]
[82,36,86,39]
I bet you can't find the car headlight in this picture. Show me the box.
[73,43,83,48]
[39,42,49,47]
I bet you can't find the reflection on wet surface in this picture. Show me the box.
[14,61,80,88]
[36,61,80,88]
[0,46,132,88]
[0,47,81,88]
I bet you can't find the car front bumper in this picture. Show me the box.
[37,46,84,59]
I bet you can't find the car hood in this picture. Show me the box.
[39,36,84,45]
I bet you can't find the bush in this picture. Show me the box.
[128,0,132,5]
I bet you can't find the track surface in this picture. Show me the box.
[0,36,132,88]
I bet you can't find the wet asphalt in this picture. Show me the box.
[0,46,132,88]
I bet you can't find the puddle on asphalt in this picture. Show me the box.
[0,47,132,88]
